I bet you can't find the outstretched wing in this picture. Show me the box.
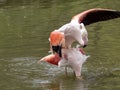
[71,8,120,25]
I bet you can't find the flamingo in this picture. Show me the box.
[39,8,120,79]
[39,47,90,79]
[49,8,120,57]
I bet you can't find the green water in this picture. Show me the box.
[0,0,120,90]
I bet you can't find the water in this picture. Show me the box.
[0,0,120,90]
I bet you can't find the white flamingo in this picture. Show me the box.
[39,46,90,79]
[39,8,120,79]
[49,8,120,57]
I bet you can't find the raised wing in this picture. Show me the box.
[71,8,120,25]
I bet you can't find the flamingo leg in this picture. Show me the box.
[65,67,68,76]
[75,66,83,80]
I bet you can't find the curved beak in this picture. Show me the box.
[52,45,62,57]
[83,45,87,48]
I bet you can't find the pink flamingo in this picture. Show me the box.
[39,8,120,79]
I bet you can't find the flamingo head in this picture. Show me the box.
[80,23,88,48]
[49,30,65,57]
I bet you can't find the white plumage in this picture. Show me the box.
[58,47,90,77]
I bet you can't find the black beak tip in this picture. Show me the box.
[83,45,87,48]
[52,45,62,57]
[52,46,59,52]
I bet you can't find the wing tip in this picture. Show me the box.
[71,8,120,25]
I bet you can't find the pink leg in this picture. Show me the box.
[74,65,83,80]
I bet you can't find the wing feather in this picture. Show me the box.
[71,8,120,25]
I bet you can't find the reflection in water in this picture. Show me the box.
[0,0,120,90]
[32,74,89,90]
[39,79,88,90]
[59,79,88,90]
[0,57,89,90]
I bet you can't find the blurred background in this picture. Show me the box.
[0,0,120,90]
